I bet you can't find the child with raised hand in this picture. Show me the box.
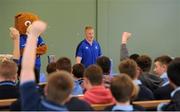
[120,32,132,61]
[20,21,73,111]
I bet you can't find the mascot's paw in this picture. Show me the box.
[36,45,48,55]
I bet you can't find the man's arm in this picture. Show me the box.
[20,21,47,84]
[120,32,131,61]
[75,43,83,64]
[9,27,20,60]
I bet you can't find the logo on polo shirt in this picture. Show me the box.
[95,46,98,49]
[21,44,25,47]
[85,46,89,49]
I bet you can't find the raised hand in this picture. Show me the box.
[121,32,132,44]
[26,20,47,37]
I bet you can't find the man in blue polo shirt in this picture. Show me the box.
[75,26,102,68]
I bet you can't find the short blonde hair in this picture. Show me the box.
[85,26,94,31]
[0,60,17,79]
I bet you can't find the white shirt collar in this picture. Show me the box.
[161,81,169,87]
[171,86,180,97]
[160,72,168,79]
[133,79,142,85]
[112,105,133,111]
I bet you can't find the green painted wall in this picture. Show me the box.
[0,0,96,73]
[0,0,179,73]
[97,0,180,72]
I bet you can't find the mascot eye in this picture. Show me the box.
[24,21,31,26]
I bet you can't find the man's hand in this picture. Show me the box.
[26,20,47,37]
[76,56,82,64]
[121,32,132,44]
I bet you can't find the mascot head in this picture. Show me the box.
[15,12,39,35]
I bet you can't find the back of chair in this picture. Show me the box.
[91,100,170,111]
[132,99,170,109]
[91,103,114,111]
[38,82,47,89]
[0,98,17,110]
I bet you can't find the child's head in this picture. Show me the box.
[119,59,138,80]
[56,57,72,73]
[83,64,103,89]
[136,55,152,72]
[129,54,140,62]
[46,62,57,74]
[154,55,172,76]
[96,56,111,75]
[167,59,180,88]
[0,60,17,81]
[110,74,138,103]
[45,71,74,104]
[72,63,85,79]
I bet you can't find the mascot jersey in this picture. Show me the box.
[19,34,45,70]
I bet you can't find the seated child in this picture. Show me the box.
[96,56,112,88]
[0,60,19,99]
[56,57,83,95]
[83,64,115,104]
[119,59,154,101]
[105,74,144,111]
[72,63,85,86]
[158,58,180,111]
[46,62,57,74]
[136,55,162,92]
[153,55,172,86]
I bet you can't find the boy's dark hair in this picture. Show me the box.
[72,63,85,78]
[96,56,111,75]
[110,74,138,102]
[0,60,17,79]
[129,54,140,62]
[136,55,152,72]
[167,59,180,86]
[47,71,74,104]
[84,64,103,86]
[46,62,57,74]
[174,57,180,60]
[56,57,72,73]
[118,59,137,79]
[154,55,172,65]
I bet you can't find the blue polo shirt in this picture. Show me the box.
[19,34,45,70]
[75,39,102,68]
